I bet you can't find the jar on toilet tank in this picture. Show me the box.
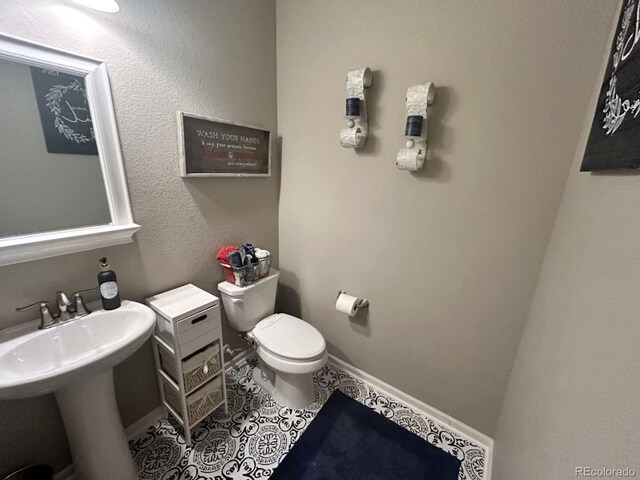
[255,249,271,278]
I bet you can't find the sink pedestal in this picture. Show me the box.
[0,301,155,478]
[55,368,137,480]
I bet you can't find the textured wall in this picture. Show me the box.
[0,59,110,236]
[494,2,640,477]
[276,0,619,435]
[0,0,277,475]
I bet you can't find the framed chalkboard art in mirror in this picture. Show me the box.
[178,112,271,177]
[30,67,99,156]
[581,0,640,171]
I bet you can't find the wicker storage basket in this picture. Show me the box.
[163,375,223,426]
[159,342,221,393]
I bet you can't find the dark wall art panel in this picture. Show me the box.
[30,68,98,156]
[581,0,640,171]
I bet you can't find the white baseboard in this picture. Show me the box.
[125,406,165,440]
[328,354,493,479]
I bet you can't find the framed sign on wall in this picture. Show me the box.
[178,112,271,177]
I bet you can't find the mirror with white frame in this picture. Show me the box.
[0,34,139,266]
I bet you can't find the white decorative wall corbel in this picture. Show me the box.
[396,83,436,171]
[339,67,372,149]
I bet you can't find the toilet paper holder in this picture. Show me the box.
[337,290,369,310]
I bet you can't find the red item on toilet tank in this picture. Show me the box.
[216,245,239,283]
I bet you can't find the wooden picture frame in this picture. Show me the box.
[177,112,271,177]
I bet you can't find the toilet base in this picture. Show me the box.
[253,358,315,409]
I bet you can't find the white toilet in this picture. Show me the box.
[218,269,327,409]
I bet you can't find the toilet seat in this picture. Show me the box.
[253,313,325,361]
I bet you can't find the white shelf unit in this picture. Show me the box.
[146,284,228,443]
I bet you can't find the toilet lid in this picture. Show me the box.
[254,313,325,360]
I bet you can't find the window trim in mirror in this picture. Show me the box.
[0,34,140,266]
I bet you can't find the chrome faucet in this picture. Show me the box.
[16,287,98,329]
[71,287,98,317]
[15,301,57,329]
[56,291,74,323]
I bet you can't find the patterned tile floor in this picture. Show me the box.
[129,358,487,480]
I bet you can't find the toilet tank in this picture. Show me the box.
[217,269,279,332]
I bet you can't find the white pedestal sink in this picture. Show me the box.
[0,300,156,480]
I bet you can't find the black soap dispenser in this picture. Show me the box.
[98,257,121,310]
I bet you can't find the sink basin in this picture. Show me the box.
[0,300,155,399]
[0,300,156,480]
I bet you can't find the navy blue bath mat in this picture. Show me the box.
[270,390,461,480]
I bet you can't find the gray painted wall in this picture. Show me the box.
[275,0,619,435]
[0,0,277,475]
[494,2,640,477]
[0,59,111,237]
[1,0,631,476]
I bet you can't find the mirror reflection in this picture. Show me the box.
[0,57,111,238]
